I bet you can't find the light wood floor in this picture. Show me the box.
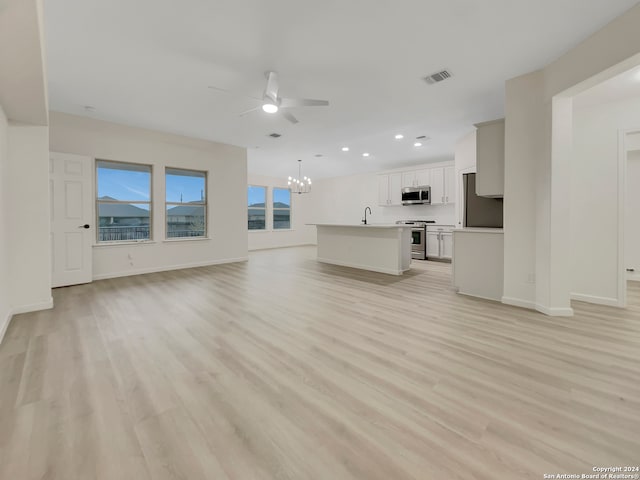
[1,246,639,480]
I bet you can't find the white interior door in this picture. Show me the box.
[50,152,93,287]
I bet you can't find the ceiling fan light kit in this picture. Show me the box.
[240,71,329,124]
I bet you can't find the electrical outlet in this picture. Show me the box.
[526,273,536,284]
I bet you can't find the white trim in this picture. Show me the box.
[0,309,12,345]
[317,257,407,276]
[535,303,574,317]
[92,257,248,281]
[249,243,315,252]
[455,291,501,303]
[162,237,211,243]
[94,240,157,247]
[11,298,54,315]
[570,293,621,307]
[501,296,536,310]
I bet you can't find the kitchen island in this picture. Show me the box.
[309,223,413,275]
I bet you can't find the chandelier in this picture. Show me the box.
[288,159,312,194]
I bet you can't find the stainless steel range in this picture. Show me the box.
[395,220,435,260]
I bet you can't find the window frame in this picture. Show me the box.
[164,167,208,240]
[272,187,292,231]
[248,184,268,231]
[95,159,153,244]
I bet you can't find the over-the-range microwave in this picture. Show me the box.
[401,186,431,205]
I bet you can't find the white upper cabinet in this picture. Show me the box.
[429,166,455,205]
[475,118,505,197]
[401,169,430,188]
[430,167,445,205]
[378,173,402,206]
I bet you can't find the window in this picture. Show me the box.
[166,168,207,238]
[96,160,152,242]
[248,186,266,230]
[273,188,291,229]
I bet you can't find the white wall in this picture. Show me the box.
[570,96,640,303]
[503,3,640,315]
[0,105,10,340]
[306,161,456,227]
[627,149,640,280]
[7,124,52,312]
[248,173,315,250]
[49,112,248,280]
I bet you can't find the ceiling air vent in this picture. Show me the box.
[424,70,452,85]
[416,135,429,140]
[268,133,282,138]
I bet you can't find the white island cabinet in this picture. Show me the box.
[309,224,413,275]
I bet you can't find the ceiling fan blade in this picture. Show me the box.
[279,97,329,108]
[264,71,279,103]
[281,110,299,124]
[239,107,260,117]
[208,85,262,102]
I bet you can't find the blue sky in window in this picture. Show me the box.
[98,168,150,201]
[166,174,205,203]
[273,188,291,207]
[248,186,266,206]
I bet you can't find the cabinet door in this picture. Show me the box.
[441,232,453,259]
[415,169,430,187]
[430,167,445,205]
[401,171,415,188]
[426,232,440,258]
[388,173,403,206]
[377,175,390,206]
[444,166,455,204]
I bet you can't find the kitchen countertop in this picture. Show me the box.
[307,223,414,229]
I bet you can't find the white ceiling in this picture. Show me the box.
[44,0,639,180]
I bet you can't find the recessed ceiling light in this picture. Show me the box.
[414,142,422,147]
[262,103,278,113]
[362,153,370,157]
[341,147,349,152]
[394,134,404,140]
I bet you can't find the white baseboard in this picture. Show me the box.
[501,296,536,310]
[535,303,574,317]
[12,298,54,315]
[92,257,249,281]
[249,243,316,252]
[570,292,621,307]
[317,257,405,276]
[0,308,11,345]
[456,291,501,303]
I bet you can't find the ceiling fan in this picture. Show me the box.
[209,71,329,124]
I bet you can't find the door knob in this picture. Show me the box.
[78,224,90,229]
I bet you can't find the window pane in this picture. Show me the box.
[273,209,290,229]
[97,161,151,202]
[166,169,206,203]
[248,186,266,207]
[248,186,266,230]
[248,208,266,230]
[166,205,205,238]
[98,203,150,242]
[273,188,290,208]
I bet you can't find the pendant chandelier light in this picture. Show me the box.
[288,159,311,194]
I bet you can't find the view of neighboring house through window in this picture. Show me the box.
[166,168,207,238]
[248,186,266,230]
[96,160,152,242]
[273,188,291,229]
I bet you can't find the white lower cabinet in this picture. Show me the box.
[426,225,454,261]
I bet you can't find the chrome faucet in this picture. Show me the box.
[362,206,372,225]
